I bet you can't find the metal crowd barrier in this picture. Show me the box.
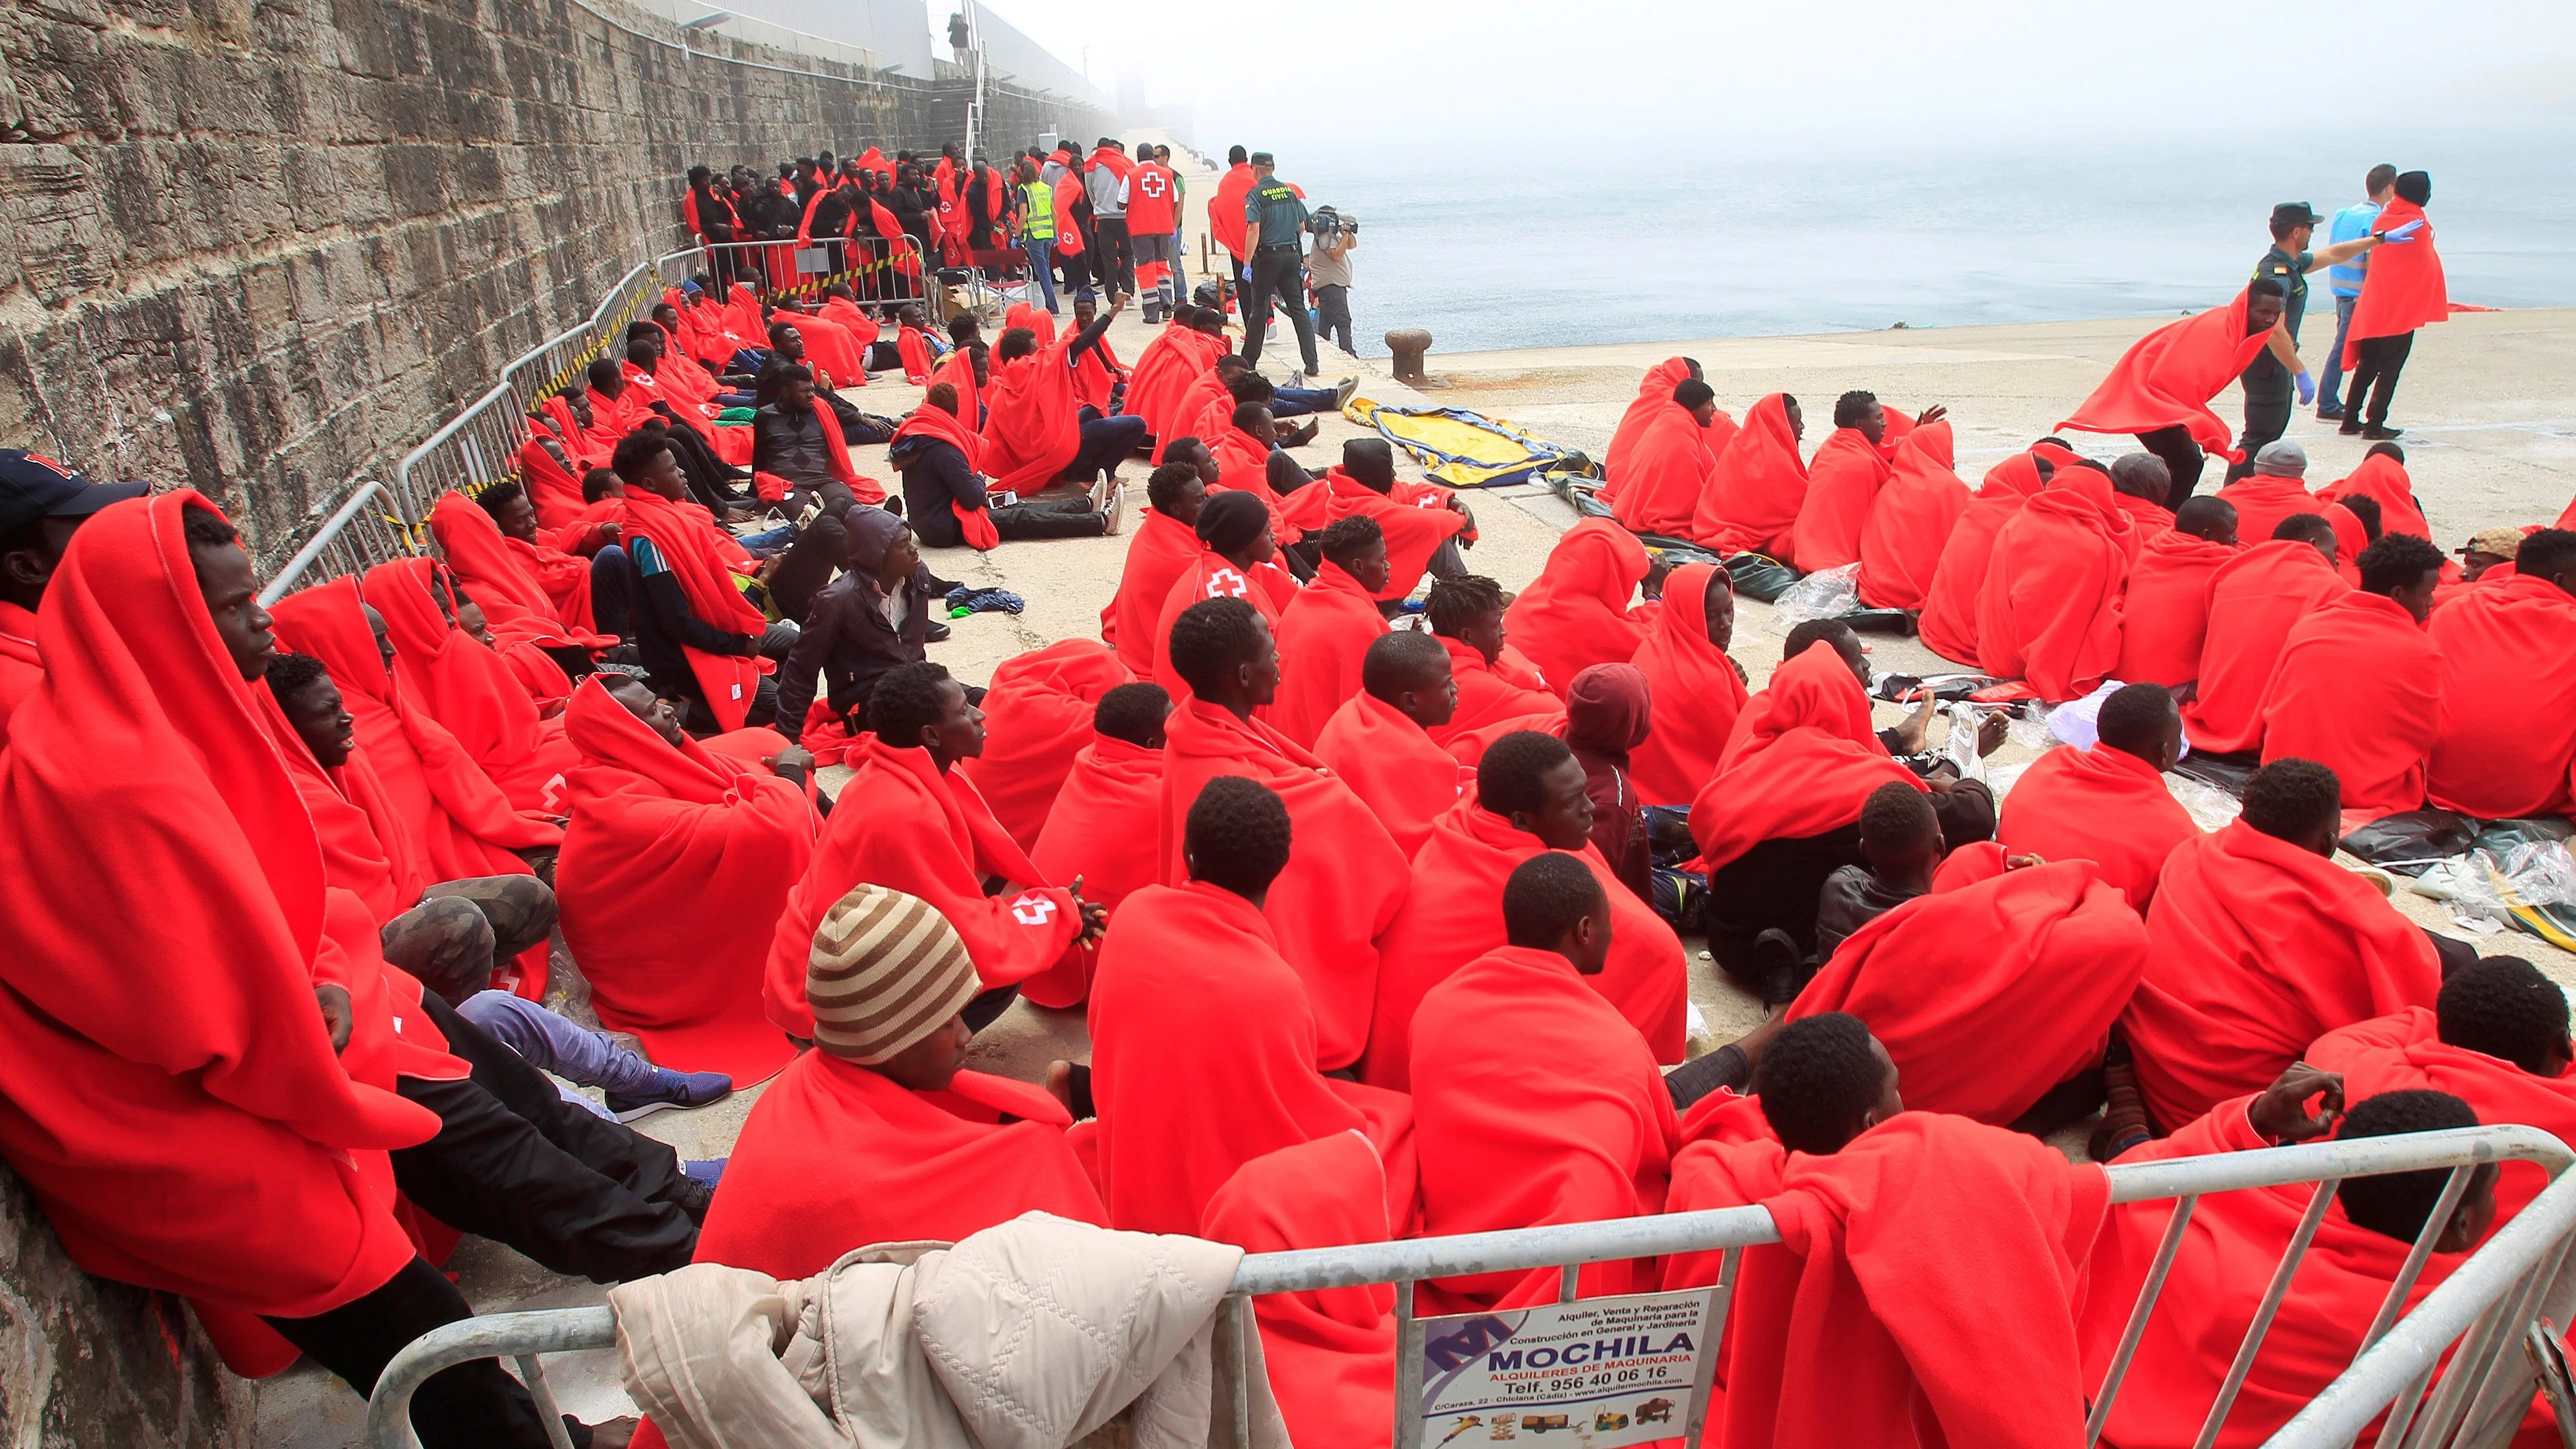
[361,1124,2576,1449]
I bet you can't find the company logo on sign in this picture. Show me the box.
[1010,893,1057,925]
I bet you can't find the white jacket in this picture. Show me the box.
[612,1211,1291,1449]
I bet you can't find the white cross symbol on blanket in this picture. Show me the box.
[1205,568,1249,599]
[1010,893,1057,926]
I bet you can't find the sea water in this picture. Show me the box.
[1259,122,2576,357]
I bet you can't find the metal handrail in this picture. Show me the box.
[361,1124,2575,1449]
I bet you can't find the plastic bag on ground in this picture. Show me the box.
[2166,775,2244,833]
[1766,561,1858,627]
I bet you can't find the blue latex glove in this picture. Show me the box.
[2379,219,2425,244]
[2295,371,2317,406]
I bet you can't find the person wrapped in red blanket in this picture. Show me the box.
[1158,597,1410,1072]
[1690,391,1807,557]
[2115,496,2242,689]
[1366,731,1686,1090]
[956,638,1134,851]
[2339,170,2445,433]
[2059,286,2283,500]
[1313,631,1470,858]
[1104,456,1209,674]
[1088,774,1416,1236]
[2257,533,2447,823]
[1999,683,2200,912]
[2125,758,2441,1133]
[1410,853,1689,1312]
[1150,489,1301,693]
[1916,447,2052,663]
[1609,378,1733,540]
[2179,517,2349,754]
[1025,682,1173,1010]
[1123,311,1228,457]
[615,432,780,733]
[1626,561,1748,807]
[2427,528,2576,819]
[1276,439,1472,604]
[426,488,612,649]
[763,663,1099,1040]
[363,557,580,813]
[557,677,815,1085]
[1269,516,1392,747]
[1504,517,1658,698]
[1975,462,2136,702]
[1605,359,1726,504]
[1793,393,1935,573]
[2318,443,2437,546]
[1856,419,1971,611]
[696,882,1104,1280]
[1424,574,1560,757]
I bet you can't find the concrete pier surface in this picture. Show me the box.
[254,173,2576,1444]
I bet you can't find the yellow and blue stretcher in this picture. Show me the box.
[1342,396,1589,489]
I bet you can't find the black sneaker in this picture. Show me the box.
[604,1067,732,1122]
[674,1177,717,1226]
[2362,425,2404,440]
[926,620,953,643]
[1754,928,1807,1007]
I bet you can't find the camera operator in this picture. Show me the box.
[1307,206,1358,355]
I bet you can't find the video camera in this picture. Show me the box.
[1309,205,1355,240]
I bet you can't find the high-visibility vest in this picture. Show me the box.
[1020,182,1056,241]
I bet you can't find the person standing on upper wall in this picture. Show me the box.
[2317,165,2396,424]
[2224,202,2402,483]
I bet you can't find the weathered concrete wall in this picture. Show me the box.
[0,0,1109,567]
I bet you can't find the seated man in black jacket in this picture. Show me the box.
[889,383,1123,549]
[775,505,938,734]
[749,365,879,521]
[613,431,800,731]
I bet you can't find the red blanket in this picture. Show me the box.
[2315,1007,2575,1236]
[1503,518,1655,697]
[763,739,1080,1038]
[1104,506,1203,674]
[1793,848,2149,1124]
[1975,471,2135,702]
[427,491,609,647]
[695,1059,1101,1279]
[1725,1115,2108,1449]
[1072,330,1124,414]
[790,310,868,390]
[1424,635,1560,756]
[895,325,935,384]
[1691,647,1922,873]
[1025,734,1164,1010]
[2345,197,2446,364]
[2258,590,2441,820]
[1790,426,1893,574]
[1151,549,1295,696]
[1198,1133,1395,1449]
[2126,822,2441,1130]
[1627,561,1749,807]
[2318,451,2434,543]
[2211,473,2329,555]
[363,557,580,812]
[2114,527,2239,688]
[0,491,442,1344]
[1364,798,1686,1090]
[1857,421,1970,610]
[617,488,772,733]
[2178,540,2350,754]
[1275,468,1467,602]
[1916,453,2048,664]
[520,423,589,529]
[1998,743,2199,911]
[980,336,1083,491]
[818,295,879,347]
[1124,324,1223,454]
[2060,289,2275,460]
[282,721,425,923]
[1410,944,1683,1311]
[1267,559,1389,747]
[956,639,1132,851]
[1088,880,1415,1235]
[556,680,812,1083]
[1158,699,1412,1070]
[0,600,38,744]
[2428,574,2576,819]
[1691,393,1809,556]
[1601,357,1703,497]
[1609,399,1727,539]
[928,348,981,429]
[1312,690,1470,857]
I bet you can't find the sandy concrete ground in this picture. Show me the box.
[254,140,2576,1444]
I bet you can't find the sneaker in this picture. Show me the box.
[2362,424,2404,440]
[1754,928,1807,1008]
[1332,376,1359,411]
[925,620,953,643]
[1100,482,1128,536]
[1287,370,1308,389]
[673,1177,717,1226]
[2315,407,2345,422]
[604,1067,733,1122]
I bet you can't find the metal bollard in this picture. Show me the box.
[1384,327,1433,384]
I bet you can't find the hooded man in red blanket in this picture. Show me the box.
[1158,597,1412,1072]
[2125,759,2443,1133]
[557,677,816,1086]
[469,481,618,634]
[1366,731,1687,1090]
[696,883,1104,1281]
[1025,682,1173,1010]
[2060,283,2287,504]
[1916,447,2051,662]
[2000,683,2200,912]
[2086,1072,2518,1448]
[1855,419,1971,611]
[1276,437,1472,603]
[1410,853,1691,1312]
[1690,391,1807,557]
[1313,630,1469,857]
[1269,515,1392,747]
[763,662,1103,1041]
[1123,308,1227,456]
[2116,496,2242,688]
[1423,574,1561,757]
[2258,533,2447,823]
[364,557,581,813]
[1088,775,1416,1236]
[956,638,1134,852]
[1104,457,1208,674]
[1608,376,1731,539]
[1603,357,1701,487]
[2339,171,2442,437]
[427,489,612,653]
[1975,462,2136,701]
[1505,517,1659,697]
[2427,528,2576,820]
[1792,393,1941,574]
[981,296,1148,493]
[1659,1011,2110,1449]
[1625,561,1747,807]
[2319,443,2438,545]
[2180,514,2349,754]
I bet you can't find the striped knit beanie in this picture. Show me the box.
[807,884,980,1064]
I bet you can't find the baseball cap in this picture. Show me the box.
[1249,151,1275,166]
[0,450,150,539]
[2459,526,2523,560]
[2271,202,2324,230]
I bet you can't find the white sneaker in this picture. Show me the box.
[1099,482,1128,536]
[1288,370,1308,389]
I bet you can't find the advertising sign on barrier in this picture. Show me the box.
[1415,1289,1715,1449]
